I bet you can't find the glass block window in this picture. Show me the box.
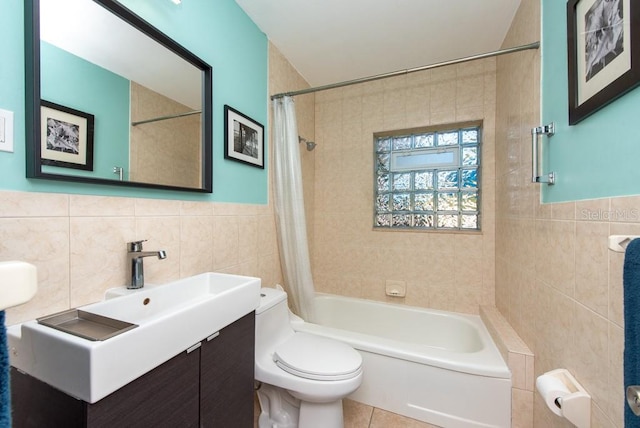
[374,125,481,231]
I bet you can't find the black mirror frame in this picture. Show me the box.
[25,0,213,193]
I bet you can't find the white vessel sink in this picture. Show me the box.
[8,272,261,403]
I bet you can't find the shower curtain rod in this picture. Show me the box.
[132,110,201,126]
[271,41,539,100]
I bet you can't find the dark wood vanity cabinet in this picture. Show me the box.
[85,348,201,427]
[200,311,255,427]
[11,312,255,428]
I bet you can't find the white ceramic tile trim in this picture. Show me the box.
[480,305,534,426]
[480,305,533,356]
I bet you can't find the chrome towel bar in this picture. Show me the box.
[531,123,555,185]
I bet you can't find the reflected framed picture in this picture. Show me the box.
[567,0,640,125]
[40,100,95,170]
[224,105,264,169]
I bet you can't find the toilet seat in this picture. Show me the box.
[273,333,362,381]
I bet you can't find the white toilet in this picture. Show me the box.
[255,287,363,428]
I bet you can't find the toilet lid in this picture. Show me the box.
[273,333,362,381]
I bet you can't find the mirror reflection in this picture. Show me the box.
[29,0,212,192]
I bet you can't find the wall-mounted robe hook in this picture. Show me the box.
[531,123,555,185]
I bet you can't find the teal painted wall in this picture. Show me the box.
[41,42,130,181]
[0,0,268,203]
[541,0,640,202]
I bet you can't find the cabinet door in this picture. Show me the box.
[11,367,86,428]
[86,347,200,428]
[200,312,255,427]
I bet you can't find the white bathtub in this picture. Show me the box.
[291,293,511,428]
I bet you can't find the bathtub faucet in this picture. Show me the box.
[127,240,167,289]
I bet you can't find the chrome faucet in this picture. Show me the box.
[127,240,167,289]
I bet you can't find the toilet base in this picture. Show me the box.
[257,383,300,428]
[256,383,345,428]
[298,399,344,428]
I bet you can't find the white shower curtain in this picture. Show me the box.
[272,96,316,321]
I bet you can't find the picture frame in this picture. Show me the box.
[40,100,95,170]
[224,105,264,169]
[567,0,640,125]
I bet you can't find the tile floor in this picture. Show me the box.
[342,400,439,428]
[254,396,439,428]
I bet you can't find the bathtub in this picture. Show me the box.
[290,293,511,428]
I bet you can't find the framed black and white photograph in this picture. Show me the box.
[567,0,640,125]
[224,105,264,169]
[40,100,95,170]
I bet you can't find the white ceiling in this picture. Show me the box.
[235,0,523,88]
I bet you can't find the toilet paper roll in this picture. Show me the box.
[536,374,570,417]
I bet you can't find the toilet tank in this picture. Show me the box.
[255,287,295,354]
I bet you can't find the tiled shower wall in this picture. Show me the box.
[311,58,497,314]
[130,82,202,188]
[496,0,624,425]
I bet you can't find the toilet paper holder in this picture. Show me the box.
[536,369,590,428]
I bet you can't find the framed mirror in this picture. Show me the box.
[25,0,213,193]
